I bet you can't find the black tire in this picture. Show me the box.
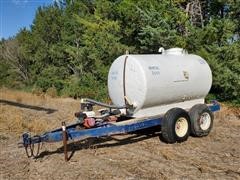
[161,108,191,143]
[189,104,214,137]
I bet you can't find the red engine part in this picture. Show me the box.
[83,117,96,128]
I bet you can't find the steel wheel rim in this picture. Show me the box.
[175,117,188,137]
[200,112,211,130]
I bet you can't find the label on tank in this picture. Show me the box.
[148,65,160,76]
[110,71,118,80]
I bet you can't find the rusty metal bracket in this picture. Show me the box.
[62,122,68,162]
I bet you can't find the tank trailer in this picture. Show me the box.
[20,48,220,161]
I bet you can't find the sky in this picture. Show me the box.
[0,0,54,39]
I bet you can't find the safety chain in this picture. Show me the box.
[24,135,42,158]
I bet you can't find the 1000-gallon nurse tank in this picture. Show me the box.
[108,48,212,118]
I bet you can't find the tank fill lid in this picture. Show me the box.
[159,47,188,55]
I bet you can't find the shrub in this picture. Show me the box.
[60,74,108,101]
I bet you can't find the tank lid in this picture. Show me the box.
[160,47,188,55]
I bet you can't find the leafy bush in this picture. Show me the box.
[61,74,108,101]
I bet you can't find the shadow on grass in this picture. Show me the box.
[35,127,162,161]
[0,99,57,114]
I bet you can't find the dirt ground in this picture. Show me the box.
[0,88,239,180]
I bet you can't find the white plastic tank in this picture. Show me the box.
[108,48,212,118]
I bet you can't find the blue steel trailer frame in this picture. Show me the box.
[21,101,220,159]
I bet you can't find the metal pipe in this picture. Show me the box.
[84,98,126,109]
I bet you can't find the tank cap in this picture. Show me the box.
[164,48,188,55]
[158,47,165,54]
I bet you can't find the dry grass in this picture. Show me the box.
[1,87,239,136]
[0,88,80,135]
[46,87,58,98]
[0,101,48,134]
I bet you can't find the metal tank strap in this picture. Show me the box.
[123,55,128,106]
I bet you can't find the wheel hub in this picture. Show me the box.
[199,112,211,130]
[175,117,188,137]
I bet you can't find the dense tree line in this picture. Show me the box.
[0,0,239,104]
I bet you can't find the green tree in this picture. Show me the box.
[0,0,239,103]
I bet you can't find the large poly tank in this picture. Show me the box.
[108,48,212,118]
